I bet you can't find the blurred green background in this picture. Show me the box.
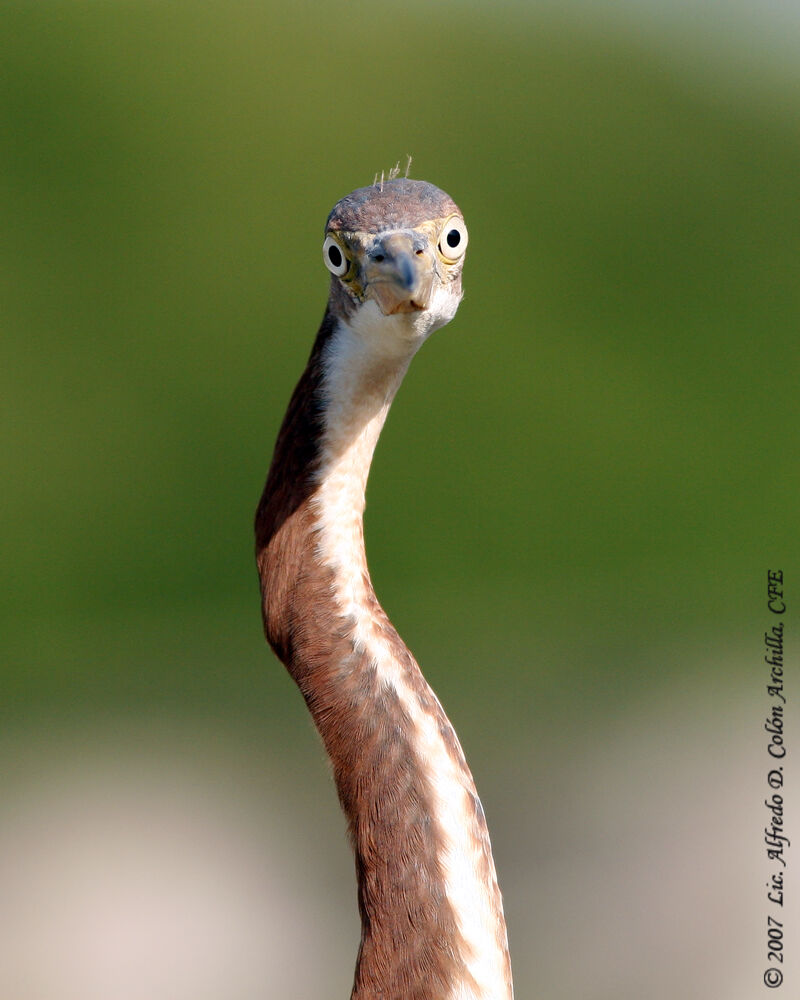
[2,2,798,998]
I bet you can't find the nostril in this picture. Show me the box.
[415,249,424,255]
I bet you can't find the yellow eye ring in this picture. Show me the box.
[323,235,349,277]
[438,216,468,261]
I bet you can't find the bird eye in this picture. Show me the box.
[438,216,468,261]
[323,235,349,277]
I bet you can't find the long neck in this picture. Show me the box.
[256,308,513,1000]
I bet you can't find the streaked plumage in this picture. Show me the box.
[255,178,512,1000]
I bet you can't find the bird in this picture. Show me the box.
[255,175,513,1000]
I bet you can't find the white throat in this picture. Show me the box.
[308,303,512,1000]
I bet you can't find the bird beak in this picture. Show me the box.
[362,232,434,315]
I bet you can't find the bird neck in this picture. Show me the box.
[255,307,513,1000]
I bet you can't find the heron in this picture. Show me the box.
[255,176,513,1000]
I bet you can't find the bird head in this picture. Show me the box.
[322,179,468,341]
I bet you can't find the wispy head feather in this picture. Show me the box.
[373,155,414,191]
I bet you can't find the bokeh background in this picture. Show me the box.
[3,1,798,997]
